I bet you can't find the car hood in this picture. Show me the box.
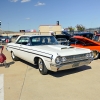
[72,36,100,46]
[31,45,91,57]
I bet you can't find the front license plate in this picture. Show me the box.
[72,62,79,68]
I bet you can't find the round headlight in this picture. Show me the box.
[61,57,67,62]
[86,53,90,58]
[90,51,94,58]
[55,56,62,65]
[86,52,93,58]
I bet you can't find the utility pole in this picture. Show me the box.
[0,20,2,34]
[0,20,1,29]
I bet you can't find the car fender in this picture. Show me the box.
[33,55,52,71]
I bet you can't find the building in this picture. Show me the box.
[39,25,62,34]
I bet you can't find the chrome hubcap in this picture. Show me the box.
[12,52,15,58]
[39,59,43,71]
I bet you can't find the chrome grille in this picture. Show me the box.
[65,54,87,63]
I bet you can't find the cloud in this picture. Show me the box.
[21,0,31,3]
[25,18,30,20]
[9,0,18,2]
[35,2,45,6]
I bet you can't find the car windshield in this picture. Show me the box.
[30,36,58,46]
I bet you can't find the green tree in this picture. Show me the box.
[68,26,74,32]
[76,24,85,32]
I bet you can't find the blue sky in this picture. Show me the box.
[0,0,100,31]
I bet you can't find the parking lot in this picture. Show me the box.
[0,45,100,100]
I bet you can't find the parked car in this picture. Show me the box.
[73,32,94,39]
[0,35,3,41]
[54,34,68,45]
[10,35,20,39]
[61,31,72,40]
[1,36,11,43]
[69,36,100,59]
[6,35,93,75]
[9,35,20,42]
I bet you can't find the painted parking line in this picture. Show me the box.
[0,74,4,100]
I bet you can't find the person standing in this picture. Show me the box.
[94,31,98,35]
[92,31,98,40]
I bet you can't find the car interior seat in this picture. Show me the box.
[45,38,48,44]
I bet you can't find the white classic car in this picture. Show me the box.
[6,35,93,75]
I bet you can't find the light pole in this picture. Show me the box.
[0,20,1,34]
[0,20,1,29]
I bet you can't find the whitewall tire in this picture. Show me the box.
[11,52,19,61]
[38,58,48,75]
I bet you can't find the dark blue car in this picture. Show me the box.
[73,32,94,39]
[61,31,72,40]
[1,36,11,43]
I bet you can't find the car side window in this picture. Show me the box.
[16,37,23,44]
[16,37,30,45]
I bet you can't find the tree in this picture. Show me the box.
[76,24,85,32]
[68,26,74,32]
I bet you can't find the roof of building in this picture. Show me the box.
[39,25,61,26]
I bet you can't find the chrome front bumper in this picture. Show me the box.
[50,59,92,72]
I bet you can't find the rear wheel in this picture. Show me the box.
[92,50,99,60]
[11,52,19,61]
[38,58,48,75]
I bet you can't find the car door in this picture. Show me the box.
[14,37,24,57]
[18,36,32,62]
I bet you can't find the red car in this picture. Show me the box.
[69,36,100,59]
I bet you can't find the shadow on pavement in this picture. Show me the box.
[48,65,91,77]
[0,61,15,68]
[7,61,15,66]
[19,59,38,69]
[15,59,92,77]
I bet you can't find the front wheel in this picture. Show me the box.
[38,58,48,75]
[92,50,99,60]
[11,52,19,61]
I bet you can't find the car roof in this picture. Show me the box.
[74,32,93,35]
[19,34,52,37]
[55,34,66,36]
